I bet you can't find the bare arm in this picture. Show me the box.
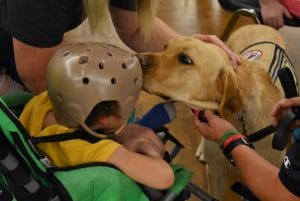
[13,38,60,94]
[109,6,240,65]
[109,5,178,52]
[232,145,299,201]
[108,146,174,189]
[193,110,300,200]
[271,97,300,127]
[111,124,174,189]
[259,0,292,29]
[114,123,165,157]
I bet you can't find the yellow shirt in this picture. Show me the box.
[19,91,121,167]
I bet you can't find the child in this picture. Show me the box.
[19,42,174,190]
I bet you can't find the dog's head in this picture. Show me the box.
[139,36,244,116]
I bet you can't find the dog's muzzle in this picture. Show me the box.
[135,53,151,70]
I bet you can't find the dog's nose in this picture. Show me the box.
[135,53,150,68]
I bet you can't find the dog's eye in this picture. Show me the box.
[163,44,168,49]
[178,53,193,65]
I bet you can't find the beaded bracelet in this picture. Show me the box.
[221,133,245,149]
[219,130,239,147]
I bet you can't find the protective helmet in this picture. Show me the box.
[47,42,142,136]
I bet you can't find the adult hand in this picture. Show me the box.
[193,110,236,142]
[271,97,300,127]
[114,123,165,158]
[260,0,293,29]
[192,34,241,67]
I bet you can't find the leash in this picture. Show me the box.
[195,108,277,143]
[246,67,300,149]
[247,124,276,143]
[272,67,300,150]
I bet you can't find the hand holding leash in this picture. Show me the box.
[273,67,300,150]
[193,110,235,142]
[193,109,220,123]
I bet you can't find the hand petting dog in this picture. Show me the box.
[193,34,241,67]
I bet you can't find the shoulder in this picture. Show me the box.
[1,0,83,47]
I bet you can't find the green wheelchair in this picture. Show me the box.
[0,92,217,201]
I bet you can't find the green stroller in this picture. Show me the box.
[0,92,217,201]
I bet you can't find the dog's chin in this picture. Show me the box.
[142,86,172,101]
[153,93,172,101]
[151,92,172,101]
[157,94,171,101]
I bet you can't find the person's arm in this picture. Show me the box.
[193,109,300,201]
[271,97,300,127]
[12,38,60,94]
[109,5,240,66]
[114,123,165,158]
[2,0,72,94]
[108,146,174,189]
[51,128,172,189]
[109,5,178,52]
[231,144,299,201]
[111,124,173,189]
[259,0,293,29]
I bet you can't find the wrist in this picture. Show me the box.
[219,131,254,166]
[221,133,245,149]
[219,130,239,147]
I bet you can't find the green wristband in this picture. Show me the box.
[219,130,239,147]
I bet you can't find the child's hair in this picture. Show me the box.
[85,101,120,127]
[83,0,160,41]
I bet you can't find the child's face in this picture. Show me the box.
[97,115,126,132]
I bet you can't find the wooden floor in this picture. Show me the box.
[65,1,300,200]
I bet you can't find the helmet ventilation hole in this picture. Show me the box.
[134,77,139,85]
[111,78,117,84]
[78,56,89,64]
[57,93,63,101]
[98,62,104,70]
[82,77,90,84]
[107,52,113,56]
[122,63,127,69]
[62,52,69,57]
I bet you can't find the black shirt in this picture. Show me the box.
[0,0,137,61]
[279,139,300,197]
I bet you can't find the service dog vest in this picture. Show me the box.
[240,41,298,87]
[236,41,299,136]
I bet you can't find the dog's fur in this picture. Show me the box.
[140,24,291,200]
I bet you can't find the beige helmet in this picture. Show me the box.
[47,42,142,137]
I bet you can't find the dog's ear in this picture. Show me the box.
[217,68,244,116]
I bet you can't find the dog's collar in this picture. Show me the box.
[236,109,248,135]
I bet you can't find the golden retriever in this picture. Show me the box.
[139,24,297,200]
